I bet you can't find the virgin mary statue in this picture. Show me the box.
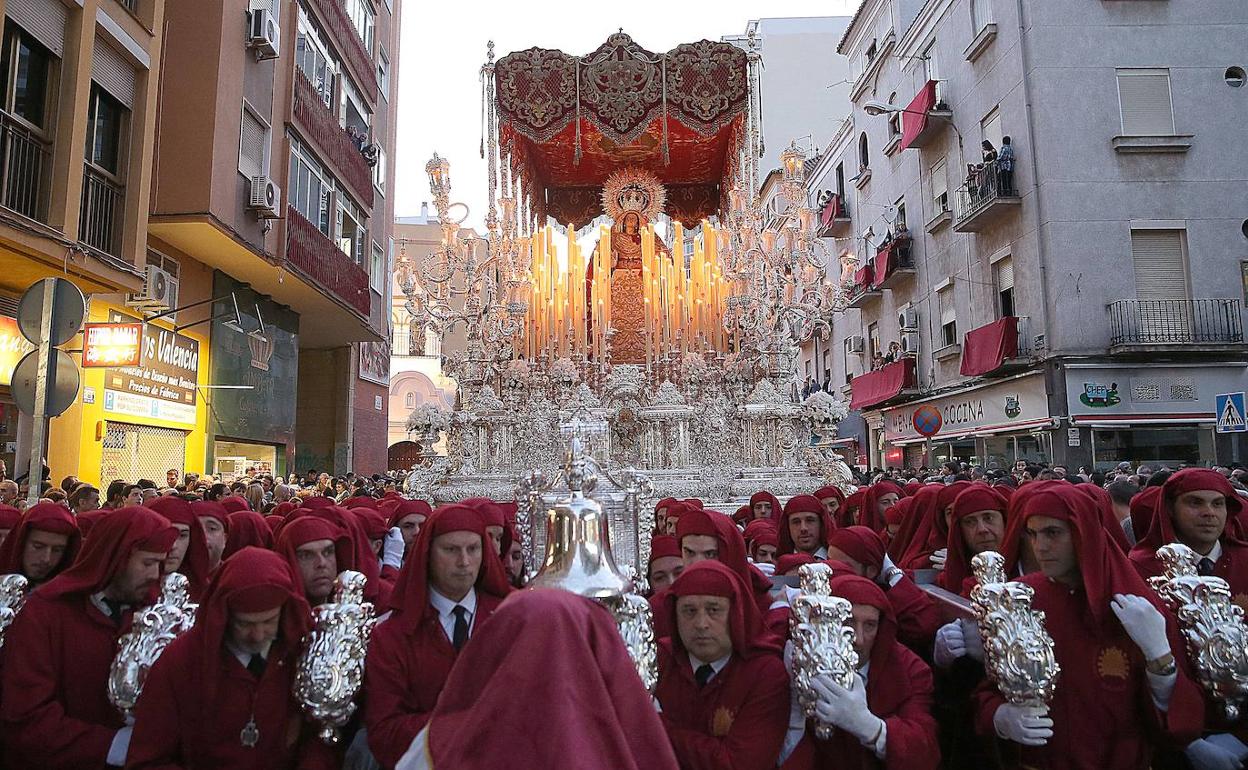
[601,168,668,364]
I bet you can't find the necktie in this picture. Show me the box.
[1198,558,1216,577]
[102,598,126,624]
[695,663,714,688]
[247,654,266,678]
[451,605,469,651]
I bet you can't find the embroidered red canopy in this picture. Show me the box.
[959,316,1019,376]
[495,32,749,228]
[900,80,937,150]
[850,358,916,411]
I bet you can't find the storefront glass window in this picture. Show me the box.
[1091,427,1208,470]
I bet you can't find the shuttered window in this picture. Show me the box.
[938,286,957,346]
[981,108,1003,152]
[238,105,269,179]
[931,159,948,212]
[995,257,1014,292]
[6,0,67,57]
[1117,69,1175,136]
[92,36,136,108]
[1130,229,1188,300]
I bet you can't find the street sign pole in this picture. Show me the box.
[26,279,57,508]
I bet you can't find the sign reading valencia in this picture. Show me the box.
[82,323,143,367]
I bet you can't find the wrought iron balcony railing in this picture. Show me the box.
[953,158,1019,232]
[0,115,52,224]
[1108,298,1245,346]
[79,164,125,258]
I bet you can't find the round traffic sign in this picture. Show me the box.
[10,349,80,418]
[17,278,85,346]
[912,404,943,437]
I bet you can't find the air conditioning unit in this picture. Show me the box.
[128,265,179,314]
[898,305,919,330]
[248,175,281,217]
[901,331,921,356]
[847,335,866,354]
[248,9,280,59]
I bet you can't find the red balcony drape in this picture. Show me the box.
[901,80,937,150]
[959,316,1019,376]
[872,242,893,288]
[849,358,916,410]
[820,194,844,226]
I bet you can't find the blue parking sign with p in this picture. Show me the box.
[1216,392,1247,433]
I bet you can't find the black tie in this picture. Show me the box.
[451,605,469,651]
[247,654,266,678]
[1198,558,1216,577]
[695,663,714,688]
[102,598,127,624]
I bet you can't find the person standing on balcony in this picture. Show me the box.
[980,141,998,197]
[998,136,1016,196]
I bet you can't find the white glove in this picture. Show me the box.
[992,702,1053,747]
[933,620,967,667]
[811,673,883,744]
[1186,738,1245,770]
[875,553,902,587]
[960,618,985,662]
[929,548,947,571]
[107,725,133,767]
[382,527,405,570]
[1111,593,1171,661]
[754,561,776,577]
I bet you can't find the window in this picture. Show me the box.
[1116,68,1175,136]
[1130,229,1188,302]
[404,391,415,408]
[1,22,56,131]
[858,132,869,170]
[995,256,1015,318]
[238,102,270,179]
[296,9,336,107]
[373,143,386,193]
[835,162,845,198]
[893,197,907,231]
[931,158,949,212]
[867,322,881,360]
[339,73,370,135]
[337,191,367,266]
[370,239,385,293]
[84,84,127,176]
[938,286,957,347]
[288,138,333,235]
[344,0,376,54]
[886,92,900,137]
[378,47,390,98]
[146,249,179,278]
[981,107,1004,154]
[922,40,940,102]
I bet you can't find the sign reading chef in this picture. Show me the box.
[883,373,1051,443]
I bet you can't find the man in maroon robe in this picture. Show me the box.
[0,504,21,547]
[974,481,1205,769]
[804,575,940,769]
[648,535,685,594]
[655,560,790,770]
[751,490,782,524]
[813,485,845,526]
[0,506,176,769]
[190,500,229,571]
[393,590,678,770]
[364,504,510,770]
[778,495,833,558]
[275,516,354,606]
[146,496,212,602]
[935,484,1008,597]
[126,547,335,770]
[0,501,81,590]
[858,481,904,532]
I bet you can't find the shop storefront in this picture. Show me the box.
[1062,363,1246,469]
[0,313,35,477]
[881,373,1055,470]
[50,300,210,486]
[206,273,299,479]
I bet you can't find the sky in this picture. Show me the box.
[392,0,860,229]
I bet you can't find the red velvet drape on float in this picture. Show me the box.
[901,80,938,149]
[850,358,916,410]
[959,316,1018,376]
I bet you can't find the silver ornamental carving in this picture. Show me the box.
[293,570,377,744]
[1149,543,1248,720]
[970,552,1059,706]
[108,572,198,716]
[789,563,858,740]
[602,592,659,691]
[0,573,29,650]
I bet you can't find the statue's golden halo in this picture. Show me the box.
[601,167,666,222]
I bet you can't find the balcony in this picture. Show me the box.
[79,164,125,259]
[1108,299,1246,354]
[953,159,1020,232]
[816,193,851,237]
[872,238,915,290]
[849,358,918,411]
[0,115,52,224]
[292,70,375,210]
[306,0,379,103]
[959,315,1036,377]
[285,205,371,318]
[845,264,881,308]
[900,80,953,151]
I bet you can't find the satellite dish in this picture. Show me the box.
[882,205,899,223]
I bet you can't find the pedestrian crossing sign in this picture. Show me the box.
[1216,392,1247,433]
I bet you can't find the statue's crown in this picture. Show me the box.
[619,185,648,212]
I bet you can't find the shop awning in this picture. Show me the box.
[850,358,915,410]
[960,316,1019,376]
[901,80,937,150]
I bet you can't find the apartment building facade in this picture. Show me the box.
[808,0,1246,471]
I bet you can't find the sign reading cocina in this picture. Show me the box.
[883,374,1051,443]
[82,323,143,367]
[0,317,35,387]
[102,311,199,426]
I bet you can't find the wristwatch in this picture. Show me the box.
[1146,653,1176,676]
